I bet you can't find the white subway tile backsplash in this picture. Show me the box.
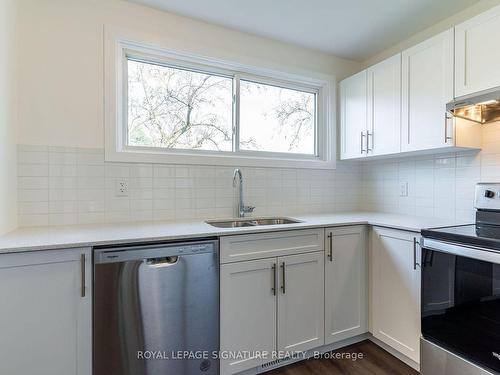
[16,144,363,227]
[49,151,77,165]
[49,164,77,177]
[77,212,105,225]
[18,202,49,215]
[18,164,48,177]
[362,121,500,223]
[18,151,48,164]
[18,189,48,202]
[49,213,78,226]
[49,201,78,214]
[19,214,49,227]
[18,176,49,189]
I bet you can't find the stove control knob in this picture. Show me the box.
[484,190,496,198]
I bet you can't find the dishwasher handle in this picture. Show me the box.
[94,240,218,264]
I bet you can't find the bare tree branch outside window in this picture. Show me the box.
[127,59,316,155]
[239,80,315,154]
[128,60,233,151]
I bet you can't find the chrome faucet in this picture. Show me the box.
[233,169,255,218]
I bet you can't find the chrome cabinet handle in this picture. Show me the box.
[360,131,366,154]
[366,131,373,152]
[271,263,277,296]
[280,262,286,294]
[413,237,421,270]
[444,112,453,143]
[81,253,86,297]
[327,233,333,262]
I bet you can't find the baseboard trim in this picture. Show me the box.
[369,335,420,371]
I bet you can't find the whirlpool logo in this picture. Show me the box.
[492,352,500,360]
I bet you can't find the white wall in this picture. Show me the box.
[0,0,18,234]
[17,0,361,149]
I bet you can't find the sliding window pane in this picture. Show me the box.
[127,59,233,151]
[239,80,316,155]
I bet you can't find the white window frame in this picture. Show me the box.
[104,27,336,169]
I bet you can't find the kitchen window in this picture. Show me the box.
[105,29,335,168]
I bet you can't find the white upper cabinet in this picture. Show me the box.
[367,54,401,156]
[340,54,402,160]
[0,249,91,375]
[455,4,500,97]
[401,28,454,152]
[340,70,367,159]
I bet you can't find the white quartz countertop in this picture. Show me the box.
[0,212,463,254]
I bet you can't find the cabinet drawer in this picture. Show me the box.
[220,229,324,264]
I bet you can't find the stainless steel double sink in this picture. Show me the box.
[206,217,301,228]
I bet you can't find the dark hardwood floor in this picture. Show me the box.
[265,340,418,375]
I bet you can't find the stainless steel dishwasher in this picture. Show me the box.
[93,239,219,375]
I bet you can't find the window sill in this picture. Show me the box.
[105,148,336,169]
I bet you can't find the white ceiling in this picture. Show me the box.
[128,0,479,61]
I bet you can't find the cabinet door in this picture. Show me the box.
[340,70,367,159]
[370,227,420,363]
[0,248,91,375]
[455,4,500,97]
[220,258,277,375]
[401,28,454,152]
[277,252,324,353]
[367,54,401,156]
[325,226,367,344]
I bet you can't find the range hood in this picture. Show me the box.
[447,87,500,124]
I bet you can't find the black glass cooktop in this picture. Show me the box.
[422,224,500,251]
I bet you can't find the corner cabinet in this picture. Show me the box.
[369,227,420,364]
[455,4,500,97]
[324,226,367,344]
[219,229,325,375]
[0,248,92,375]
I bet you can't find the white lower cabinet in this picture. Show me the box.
[220,230,325,375]
[0,248,92,375]
[370,227,421,363]
[324,226,367,344]
[277,252,324,353]
[220,258,278,375]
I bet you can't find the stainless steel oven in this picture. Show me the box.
[420,183,500,375]
[421,237,500,374]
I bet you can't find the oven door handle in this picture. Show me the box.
[422,237,500,264]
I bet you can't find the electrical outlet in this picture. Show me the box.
[400,182,408,197]
[115,179,129,197]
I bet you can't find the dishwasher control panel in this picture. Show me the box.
[94,240,218,264]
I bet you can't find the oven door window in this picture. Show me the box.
[422,248,500,372]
